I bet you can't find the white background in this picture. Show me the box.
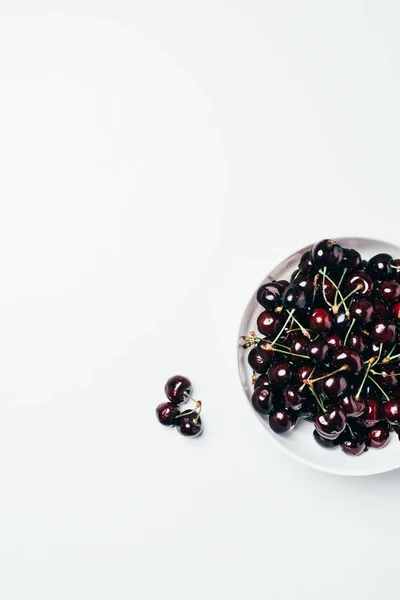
[0,1,399,598]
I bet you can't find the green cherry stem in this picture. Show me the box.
[373,343,383,367]
[355,359,374,400]
[308,384,326,413]
[334,268,347,307]
[346,421,355,439]
[270,309,295,346]
[367,375,391,402]
[268,346,311,360]
[335,285,362,311]
[343,318,355,346]
[306,365,348,385]
[284,310,311,339]
[322,267,333,308]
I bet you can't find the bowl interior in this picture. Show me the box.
[238,237,400,476]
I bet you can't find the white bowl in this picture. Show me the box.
[238,237,400,476]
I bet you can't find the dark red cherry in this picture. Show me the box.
[341,432,367,456]
[268,361,292,387]
[363,341,389,361]
[339,394,366,418]
[318,373,349,398]
[391,259,400,283]
[368,423,390,448]
[315,406,346,439]
[382,400,400,425]
[296,364,314,385]
[309,308,333,334]
[392,302,400,321]
[175,411,202,437]
[165,375,192,404]
[291,335,310,363]
[256,283,282,310]
[325,333,343,353]
[378,280,400,303]
[276,279,290,289]
[345,272,374,298]
[156,401,180,426]
[257,310,282,337]
[373,299,392,320]
[371,320,396,345]
[350,299,374,324]
[308,339,329,363]
[311,239,344,267]
[248,347,269,374]
[342,248,361,270]
[363,398,382,427]
[313,429,339,449]
[319,278,337,303]
[373,366,398,389]
[299,250,316,275]
[257,340,275,363]
[292,273,314,296]
[283,385,305,411]
[253,374,271,388]
[347,333,366,353]
[251,386,276,414]
[367,253,393,281]
[331,348,362,374]
[282,284,307,311]
[269,407,297,434]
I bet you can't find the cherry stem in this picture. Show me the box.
[183,391,201,407]
[334,268,347,307]
[390,263,400,270]
[373,343,383,366]
[343,318,355,346]
[367,375,391,402]
[312,274,319,304]
[299,366,316,391]
[284,310,311,338]
[307,365,348,384]
[346,422,355,439]
[308,384,326,413]
[355,359,374,399]
[268,346,311,360]
[382,344,400,363]
[318,270,346,306]
[252,371,257,385]
[335,285,362,311]
[175,400,202,422]
[271,309,295,346]
[274,342,292,351]
[382,353,400,364]
[321,267,333,308]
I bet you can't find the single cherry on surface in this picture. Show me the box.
[311,239,344,267]
[368,422,390,448]
[314,406,347,440]
[367,253,393,281]
[382,400,400,425]
[165,375,192,404]
[248,347,269,374]
[309,307,333,334]
[175,410,202,437]
[257,310,282,337]
[156,402,180,426]
[269,407,297,434]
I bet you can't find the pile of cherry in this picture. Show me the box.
[243,239,400,456]
[156,375,203,437]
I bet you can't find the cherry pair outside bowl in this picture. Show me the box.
[238,237,400,476]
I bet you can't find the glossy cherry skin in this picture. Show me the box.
[331,347,362,374]
[165,375,192,404]
[363,398,382,427]
[315,406,346,440]
[308,339,329,363]
[368,423,390,448]
[292,273,314,296]
[311,239,344,267]
[176,411,202,437]
[319,278,337,303]
[373,299,392,320]
[282,284,307,311]
[345,271,374,298]
[392,302,400,321]
[276,279,290,289]
[378,280,400,303]
[256,283,282,310]
[296,364,315,385]
[391,259,400,283]
[363,341,389,361]
[339,394,366,418]
[248,347,269,374]
[325,333,343,353]
[332,311,349,332]
[268,361,292,387]
[341,433,367,456]
[291,335,310,363]
[374,366,398,389]
[251,386,276,414]
[318,373,349,399]
[299,250,316,275]
[382,400,400,425]
[257,340,275,363]
[253,374,271,388]
[309,308,333,334]
[347,333,366,353]
[156,401,180,426]
[283,385,306,411]
[269,407,297,434]
[371,320,396,345]
[343,248,361,270]
[350,299,374,324]
[367,253,393,281]
[257,310,281,337]
[313,429,339,449]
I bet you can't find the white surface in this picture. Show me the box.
[1,2,400,599]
